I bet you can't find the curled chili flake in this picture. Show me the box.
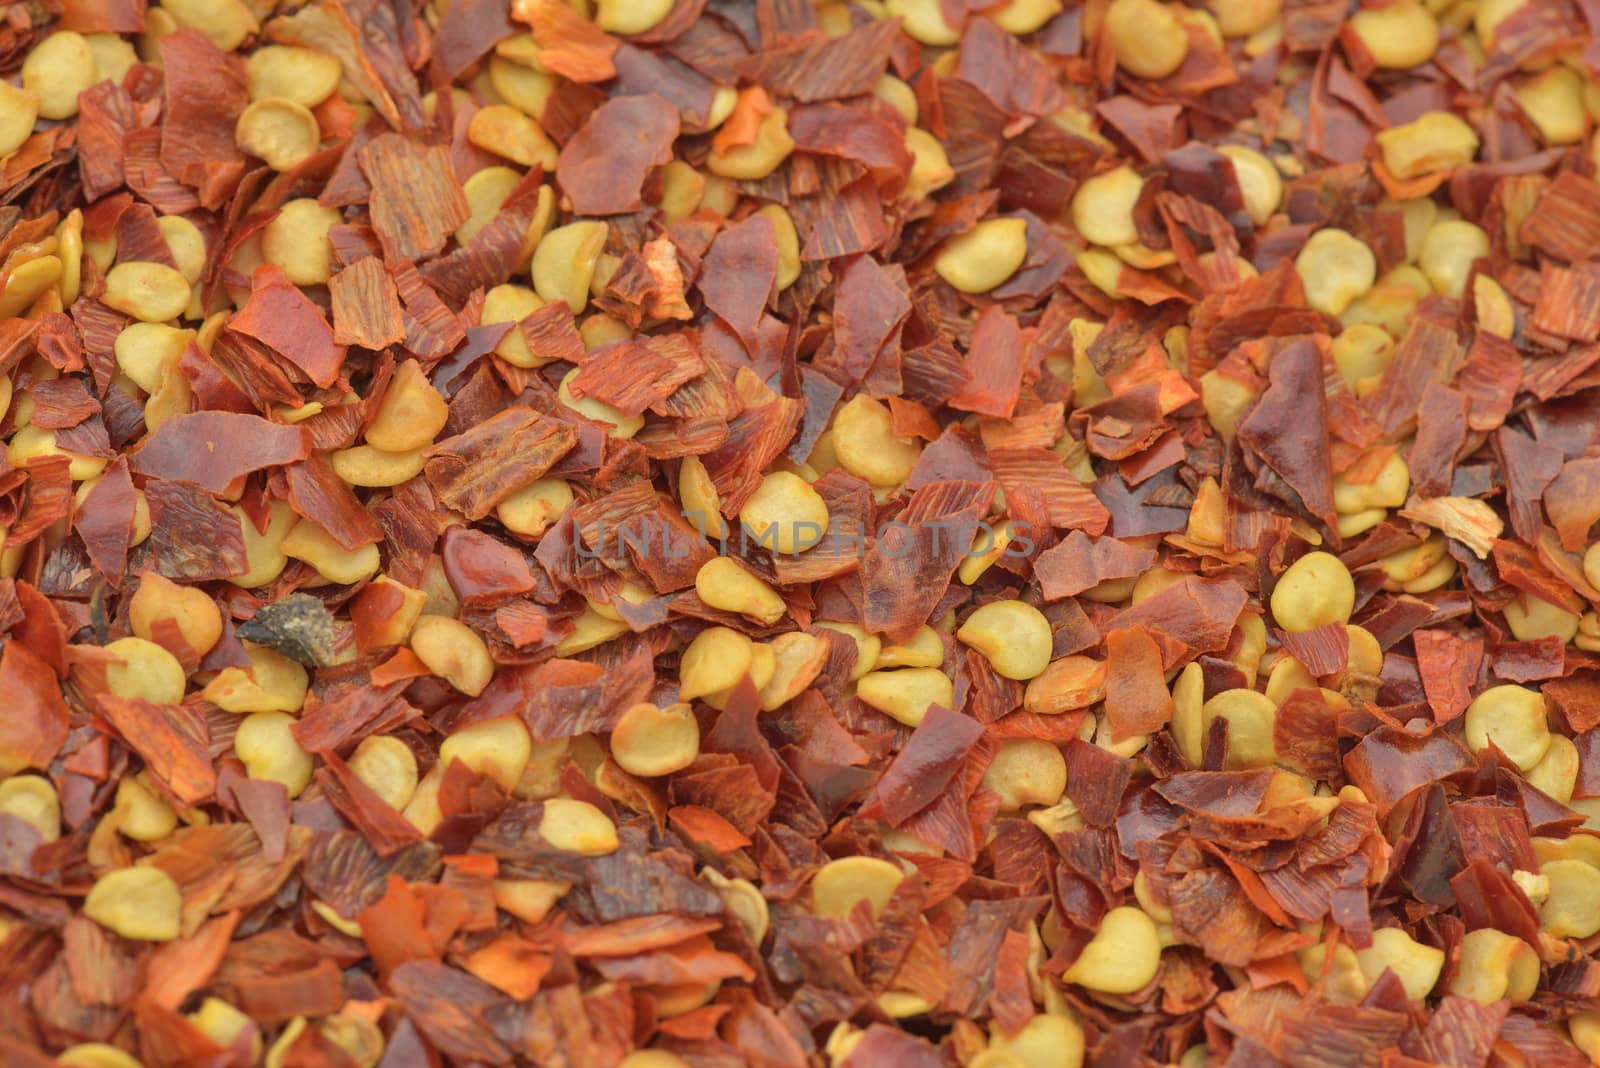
[5,0,1600,1063]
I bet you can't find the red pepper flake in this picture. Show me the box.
[424,407,578,521]
[0,641,69,774]
[229,267,347,388]
[568,334,706,418]
[357,134,470,265]
[517,0,620,82]
[130,412,312,496]
[96,695,215,807]
[557,95,680,216]
[329,256,407,349]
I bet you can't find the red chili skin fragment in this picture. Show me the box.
[557,95,680,216]
[130,412,313,495]
[229,267,347,388]
[0,641,70,775]
[329,256,407,348]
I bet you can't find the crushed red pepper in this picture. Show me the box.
[0,0,1598,1066]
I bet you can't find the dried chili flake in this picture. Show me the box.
[130,412,312,496]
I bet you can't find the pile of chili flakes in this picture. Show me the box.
[2,0,1600,1065]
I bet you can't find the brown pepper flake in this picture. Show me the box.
[557,95,681,217]
[357,134,470,265]
[330,256,407,349]
[424,407,578,521]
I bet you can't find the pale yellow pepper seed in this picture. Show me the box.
[57,1044,145,1068]
[262,198,342,286]
[1295,229,1377,316]
[0,774,60,842]
[104,636,187,705]
[1348,0,1438,68]
[481,282,548,367]
[1218,145,1282,227]
[1200,688,1278,769]
[1515,66,1588,145]
[157,216,206,286]
[130,571,223,656]
[934,218,1029,294]
[330,445,427,488]
[756,204,803,289]
[695,557,786,625]
[1376,112,1478,181]
[8,423,107,480]
[493,877,571,924]
[235,97,322,172]
[488,54,558,121]
[367,360,449,452]
[680,455,728,540]
[114,775,178,841]
[411,615,495,697]
[679,626,754,700]
[111,303,178,369]
[459,167,521,247]
[1418,219,1489,299]
[57,209,85,306]
[202,641,309,714]
[740,471,830,555]
[812,856,904,918]
[903,127,956,202]
[0,255,64,319]
[468,105,559,169]
[348,736,419,811]
[856,666,955,727]
[103,262,193,323]
[22,31,96,121]
[595,0,674,34]
[1539,859,1600,938]
[1584,542,1600,592]
[247,46,343,108]
[610,701,700,777]
[538,797,619,855]
[537,219,611,313]
[1503,592,1582,644]
[1270,551,1356,632]
[814,621,881,682]
[1463,684,1551,772]
[832,394,922,487]
[1573,1013,1600,1064]
[874,626,946,669]
[1448,928,1540,1004]
[1333,453,1409,514]
[496,477,573,538]
[758,632,830,711]
[280,519,381,586]
[440,714,532,791]
[558,368,647,442]
[1528,734,1580,805]
[957,600,1054,680]
[982,738,1068,810]
[874,75,918,124]
[1065,906,1161,994]
[188,999,260,1063]
[83,866,182,941]
[1354,927,1444,1001]
[706,108,795,180]
[994,0,1066,33]
[161,0,258,51]
[235,711,314,797]
[0,82,40,159]
[1072,166,1144,248]
[1209,0,1283,36]
[1105,0,1190,79]
[885,0,961,43]
[657,160,707,221]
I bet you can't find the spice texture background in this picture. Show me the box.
[0,0,1599,1064]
